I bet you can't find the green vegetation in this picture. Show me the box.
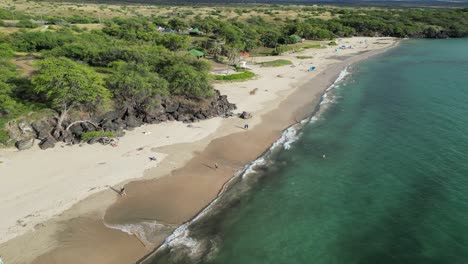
[0,4,467,144]
[0,126,9,144]
[81,131,116,141]
[107,61,168,113]
[32,57,111,137]
[296,56,313,59]
[214,71,255,81]
[260,59,293,67]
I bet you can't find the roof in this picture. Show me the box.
[190,28,202,33]
[188,49,205,57]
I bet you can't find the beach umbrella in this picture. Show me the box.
[309,66,316,71]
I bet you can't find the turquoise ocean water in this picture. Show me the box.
[147,39,468,264]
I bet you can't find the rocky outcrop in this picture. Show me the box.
[142,90,236,124]
[11,90,237,150]
[32,120,55,140]
[239,111,252,119]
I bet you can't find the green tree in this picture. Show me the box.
[154,33,189,51]
[0,43,14,58]
[32,57,111,137]
[168,17,187,32]
[163,63,213,98]
[107,62,169,113]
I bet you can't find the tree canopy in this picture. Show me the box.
[32,57,111,134]
[107,61,169,112]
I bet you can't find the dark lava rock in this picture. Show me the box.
[39,137,56,150]
[124,115,142,128]
[31,121,53,140]
[15,138,35,151]
[239,111,253,119]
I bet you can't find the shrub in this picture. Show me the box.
[271,45,288,55]
[329,41,338,46]
[81,131,115,141]
[0,129,9,145]
[16,19,38,28]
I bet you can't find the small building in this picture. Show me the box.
[163,28,176,34]
[189,28,203,36]
[188,49,205,59]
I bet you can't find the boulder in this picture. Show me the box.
[176,114,192,122]
[32,121,53,140]
[69,123,84,137]
[99,111,122,123]
[88,138,100,145]
[18,121,35,136]
[195,113,206,120]
[39,137,56,150]
[81,122,96,132]
[239,111,253,119]
[15,138,35,151]
[62,130,74,144]
[156,114,168,122]
[100,119,120,132]
[124,115,142,128]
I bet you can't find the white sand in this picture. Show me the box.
[0,37,396,246]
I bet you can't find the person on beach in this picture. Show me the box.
[120,187,126,197]
[149,156,157,161]
[215,163,219,169]
[0,255,4,264]
[244,124,249,129]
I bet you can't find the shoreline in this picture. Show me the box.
[137,43,396,263]
[0,37,397,264]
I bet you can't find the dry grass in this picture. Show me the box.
[74,23,104,30]
[0,26,21,34]
[0,0,339,22]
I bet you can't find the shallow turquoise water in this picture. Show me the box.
[148,39,468,264]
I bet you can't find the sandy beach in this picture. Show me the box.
[0,37,397,264]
